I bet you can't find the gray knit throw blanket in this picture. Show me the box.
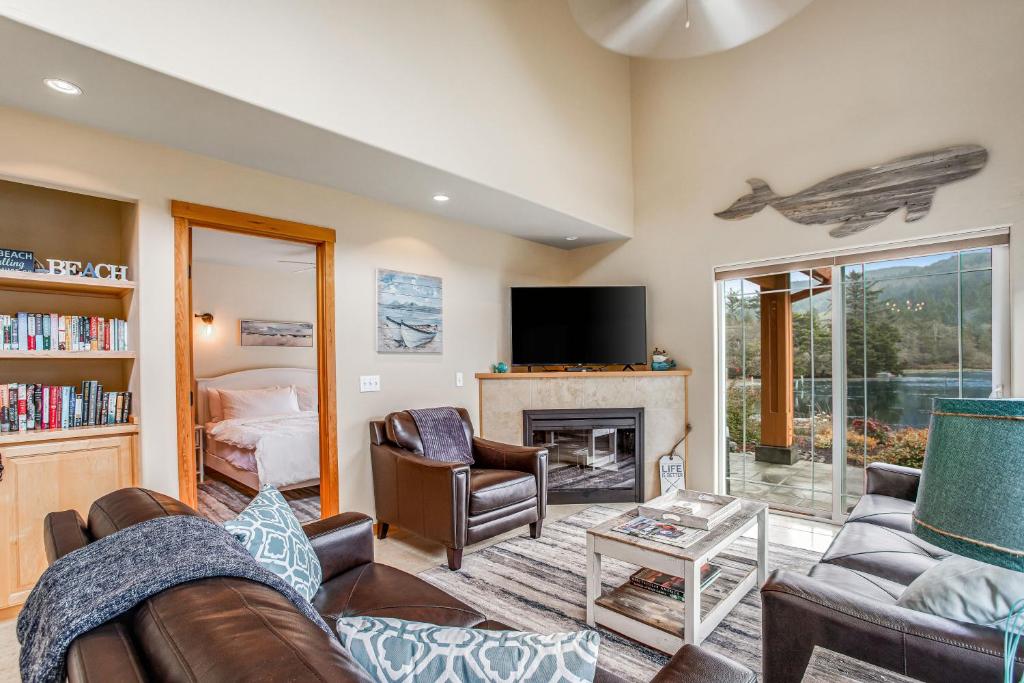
[409,407,474,464]
[17,514,332,683]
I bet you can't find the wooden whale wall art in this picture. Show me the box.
[714,145,988,238]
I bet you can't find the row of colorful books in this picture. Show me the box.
[0,313,129,351]
[0,382,132,432]
[628,564,722,603]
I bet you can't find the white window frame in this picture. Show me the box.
[715,234,1011,525]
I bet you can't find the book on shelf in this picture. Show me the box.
[0,381,132,433]
[0,313,128,352]
[628,565,723,603]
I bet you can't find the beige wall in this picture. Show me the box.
[191,261,317,379]
[0,105,574,514]
[4,0,1022,505]
[0,0,634,234]
[569,0,1024,491]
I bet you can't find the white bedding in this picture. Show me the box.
[206,411,319,488]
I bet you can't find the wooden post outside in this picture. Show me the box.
[752,274,796,464]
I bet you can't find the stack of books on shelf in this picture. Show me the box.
[0,381,132,433]
[0,313,129,351]
[629,564,722,603]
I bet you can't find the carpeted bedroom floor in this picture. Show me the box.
[197,475,320,523]
[419,506,913,683]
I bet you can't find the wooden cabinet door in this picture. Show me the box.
[0,435,136,607]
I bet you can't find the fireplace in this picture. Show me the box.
[523,408,644,504]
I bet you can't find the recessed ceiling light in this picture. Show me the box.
[433,194,450,202]
[565,236,579,241]
[44,78,82,95]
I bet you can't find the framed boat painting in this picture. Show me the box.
[376,269,442,353]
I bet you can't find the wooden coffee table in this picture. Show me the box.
[585,498,768,654]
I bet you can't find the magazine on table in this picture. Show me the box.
[629,564,723,602]
[613,515,709,549]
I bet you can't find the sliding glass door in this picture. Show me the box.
[840,248,998,513]
[723,269,834,514]
[720,243,1006,520]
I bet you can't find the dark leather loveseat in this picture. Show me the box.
[761,462,1024,682]
[43,487,755,682]
[370,407,547,569]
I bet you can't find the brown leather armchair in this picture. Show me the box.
[370,408,547,570]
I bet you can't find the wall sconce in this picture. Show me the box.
[195,312,215,338]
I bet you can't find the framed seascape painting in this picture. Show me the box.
[377,269,442,353]
[240,319,314,347]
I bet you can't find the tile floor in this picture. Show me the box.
[0,505,838,682]
[728,450,867,513]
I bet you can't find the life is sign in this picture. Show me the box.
[47,259,128,280]
[659,454,685,495]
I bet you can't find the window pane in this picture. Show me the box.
[843,264,866,512]
[862,252,957,281]
[961,268,993,397]
[960,248,992,272]
[723,283,748,484]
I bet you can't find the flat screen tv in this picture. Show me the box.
[510,286,647,367]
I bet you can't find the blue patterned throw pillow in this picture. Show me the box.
[336,616,600,683]
[223,486,322,601]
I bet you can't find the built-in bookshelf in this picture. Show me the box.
[0,178,141,609]
[0,178,139,440]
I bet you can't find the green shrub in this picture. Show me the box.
[874,427,928,469]
[725,381,761,447]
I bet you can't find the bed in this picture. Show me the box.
[196,367,320,492]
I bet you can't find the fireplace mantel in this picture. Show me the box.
[475,370,691,380]
[476,370,690,501]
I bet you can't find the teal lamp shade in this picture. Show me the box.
[913,398,1024,571]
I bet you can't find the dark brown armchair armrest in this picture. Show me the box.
[371,442,471,548]
[67,622,148,683]
[864,462,921,501]
[761,568,1016,682]
[44,510,91,563]
[472,437,547,520]
[651,644,755,682]
[472,437,547,475]
[304,512,374,582]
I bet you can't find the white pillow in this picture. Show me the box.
[206,388,224,422]
[294,385,318,412]
[219,386,300,421]
[897,555,1024,627]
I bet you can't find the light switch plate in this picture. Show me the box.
[456,372,464,387]
[360,375,381,392]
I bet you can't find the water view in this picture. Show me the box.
[793,369,993,429]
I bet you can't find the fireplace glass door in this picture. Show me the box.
[524,408,643,504]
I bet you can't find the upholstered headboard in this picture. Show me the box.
[196,367,317,425]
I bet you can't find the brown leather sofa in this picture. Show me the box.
[370,408,547,569]
[43,487,755,682]
[761,462,1024,682]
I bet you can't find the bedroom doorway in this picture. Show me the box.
[172,202,339,519]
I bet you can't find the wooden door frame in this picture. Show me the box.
[172,201,339,517]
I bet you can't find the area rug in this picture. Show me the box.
[197,477,320,523]
[419,506,907,683]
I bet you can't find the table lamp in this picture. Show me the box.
[913,398,1024,682]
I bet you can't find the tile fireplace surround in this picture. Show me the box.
[475,371,690,501]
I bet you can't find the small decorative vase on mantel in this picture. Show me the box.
[651,347,676,371]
